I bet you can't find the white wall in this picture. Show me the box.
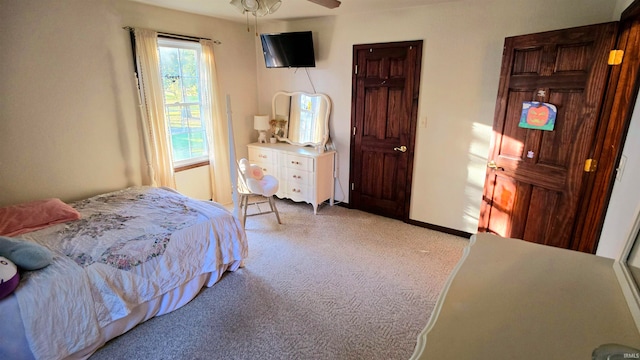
[615,0,635,17]
[598,94,640,258]
[0,0,258,206]
[0,0,141,204]
[175,166,212,200]
[254,0,618,234]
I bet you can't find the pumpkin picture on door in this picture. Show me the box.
[519,101,557,131]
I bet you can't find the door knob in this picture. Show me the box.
[393,145,407,153]
[487,160,504,171]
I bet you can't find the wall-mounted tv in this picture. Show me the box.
[260,31,316,68]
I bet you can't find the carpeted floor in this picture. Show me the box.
[90,199,468,360]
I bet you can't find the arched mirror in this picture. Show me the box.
[272,91,331,148]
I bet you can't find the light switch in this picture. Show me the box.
[420,116,427,128]
[616,155,627,181]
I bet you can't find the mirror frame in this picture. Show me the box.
[272,91,331,148]
[614,202,640,334]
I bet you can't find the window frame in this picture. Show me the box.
[157,37,210,170]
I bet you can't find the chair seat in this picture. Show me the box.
[244,174,279,197]
[257,175,278,197]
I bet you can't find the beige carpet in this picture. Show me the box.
[90,199,469,360]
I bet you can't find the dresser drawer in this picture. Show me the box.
[285,168,312,186]
[285,182,311,202]
[285,154,313,172]
[248,147,275,164]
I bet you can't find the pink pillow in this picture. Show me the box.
[0,198,81,236]
[248,165,264,180]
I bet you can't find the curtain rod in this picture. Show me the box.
[123,26,221,44]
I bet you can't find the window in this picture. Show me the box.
[157,38,208,169]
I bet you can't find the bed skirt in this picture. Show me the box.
[0,260,242,360]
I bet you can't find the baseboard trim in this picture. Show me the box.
[334,201,472,239]
[334,201,350,208]
[407,219,472,239]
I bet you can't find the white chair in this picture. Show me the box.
[237,158,281,227]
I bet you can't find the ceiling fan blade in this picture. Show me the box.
[307,0,341,9]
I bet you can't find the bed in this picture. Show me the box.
[0,186,248,360]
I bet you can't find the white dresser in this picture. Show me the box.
[247,142,335,214]
[411,233,640,359]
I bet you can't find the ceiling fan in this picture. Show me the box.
[230,0,341,17]
[306,0,341,9]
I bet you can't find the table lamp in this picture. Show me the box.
[254,115,271,143]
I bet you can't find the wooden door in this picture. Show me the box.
[574,3,640,253]
[349,41,422,220]
[478,23,618,250]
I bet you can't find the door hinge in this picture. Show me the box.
[353,126,357,136]
[355,65,358,74]
[608,50,624,65]
[584,158,598,173]
[351,183,355,191]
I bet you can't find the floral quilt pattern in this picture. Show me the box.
[57,189,200,270]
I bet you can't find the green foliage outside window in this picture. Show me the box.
[158,41,208,164]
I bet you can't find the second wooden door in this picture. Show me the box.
[478,22,618,250]
[349,41,422,221]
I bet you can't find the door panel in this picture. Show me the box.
[479,22,618,250]
[350,41,422,220]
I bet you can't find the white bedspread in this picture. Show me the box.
[14,187,247,360]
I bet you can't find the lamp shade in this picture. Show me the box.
[241,0,259,12]
[254,115,271,131]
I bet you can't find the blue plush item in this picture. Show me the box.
[0,256,19,299]
[0,236,53,271]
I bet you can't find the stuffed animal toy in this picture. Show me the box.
[247,164,265,180]
[0,236,53,271]
[239,158,264,180]
[0,256,19,300]
[0,236,53,299]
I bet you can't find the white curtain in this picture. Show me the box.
[289,95,302,142]
[134,29,176,188]
[200,40,232,205]
[313,98,327,143]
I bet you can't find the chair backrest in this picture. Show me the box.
[236,158,252,195]
[237,158,279,197]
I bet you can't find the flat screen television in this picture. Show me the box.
[260,31,316,68]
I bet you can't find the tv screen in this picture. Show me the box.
[260,31,316,68]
